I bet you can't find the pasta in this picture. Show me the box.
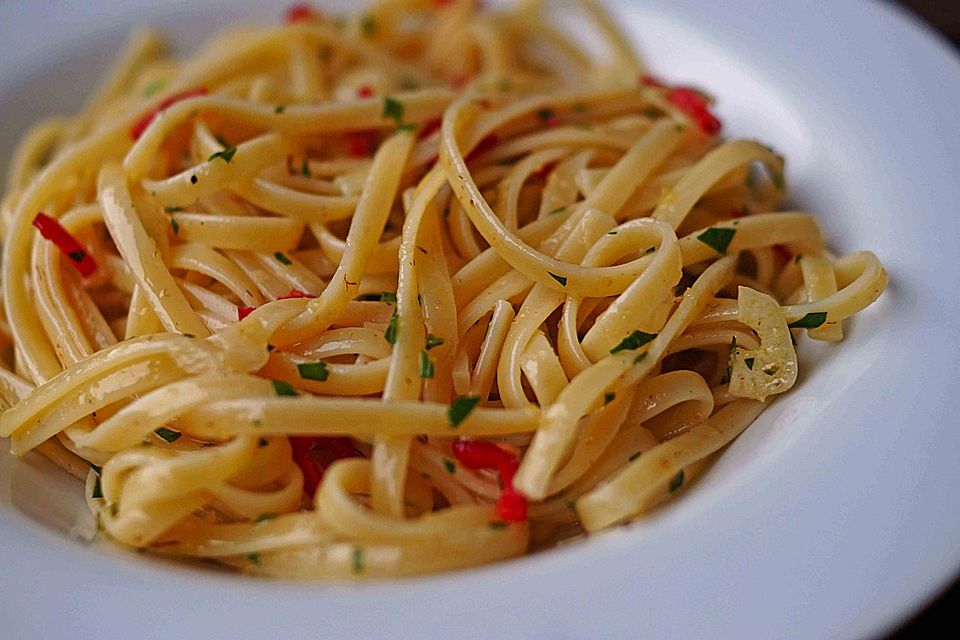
[0,0,887,578]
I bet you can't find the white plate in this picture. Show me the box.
[2,1,959,638]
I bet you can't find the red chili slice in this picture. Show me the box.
[419,117,441,139]
[285,4,317,22]
[344,130,380,157]
[452,439,527,522]
[772,244,793,263]
[667,87,722,136]
[466,133,498,162]
[131,87,208,140]
[237,306,255,321]
[32,212,97,277]
[278,289,317,300]
[290,436,360,497]
[356,85,374,99]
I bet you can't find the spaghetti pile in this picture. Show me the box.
[0,0,886,578]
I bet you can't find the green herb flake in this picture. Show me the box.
[603,392,616,405]
[425,334,444,350]
[182,333,196,338]
[274,251,292,265]
[164,206,183,213]
[257,437,269,448]
[488,521,508,530]
[669,469,685,492]
[383,96,405,124]
[643,246,656,255]
[547,206,566,216]
[572,102,587,113]
[384,310,399,345]
[398,75,419,90]
[271,380,298,396]
[396,123,417,133]
[254,513,277,524]
[788,312,828,329]
[634,352,648,365]
[442,459,456,474]
[246,552,261,566]
[628,451,642,462]
[170,218,180,235]
[548,272,567,286]
[419,351,435,379]
[380,291,397,303]
[143,79,165,97]
[297,361,329,381]
[610,330,657,354]
[274,105,286,114]
[208,146,238,164]
[447,395,480,428]
[351,546,365,574]
[696,227,736,254]
[155,427,181,443]
[300,158,312,177]
[744,357,755,370]
[359,15,375,37]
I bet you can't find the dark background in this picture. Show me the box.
[885,4,959,637]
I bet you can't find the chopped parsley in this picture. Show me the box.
[398,75,420,90]
[271,380,298,396]
[669,469,685,492]
[155,427,181,443]
[170,218,179,235]
[488,521,508,530]
[643,246,657,255]
[447,395,480,428]
[634,352,647,364]
[610,330,657,354]
[745,357,755,370]
[164,206,183,213]
[208,146,238,164]
[384,310,399,345]
[603,392,616,405]
[572,102,587,113]
[379,291,397,303]
[297,361,329,381]
[547,206,566,216]
[274,251,292,265]
[257,437,269,448]
[696,227,736,254]
[359,15,375,37]
[351,546,365,574]
[425,334,444,350]
[383,96,405,124]
[246,553,261,566]
[548,272,567,286]
[301,158,312,177]
[419,351,435,379]
[254,512,277,524]
[788,312,828,329]
[396,123,417,133]
[442,458,456,474]
[274,105,286,114]
[143,79,165,97]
